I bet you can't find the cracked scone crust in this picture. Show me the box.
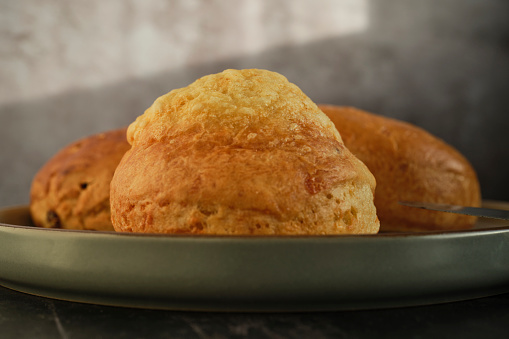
[110,69,379,235]
[30,128,130,231]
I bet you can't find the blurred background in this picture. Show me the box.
[1,0,508,207]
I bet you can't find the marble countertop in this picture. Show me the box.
[1,285,509,339]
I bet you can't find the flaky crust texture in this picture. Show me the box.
[319,105,481,231]
[30,128,130,231]
[111,69,379,235]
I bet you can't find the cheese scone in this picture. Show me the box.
[110,69,379,235]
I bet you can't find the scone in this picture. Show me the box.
[319,105,481,232]
[30,128,130,231]
[110,69,379,235]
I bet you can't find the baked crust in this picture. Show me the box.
[319,105,481,231]
[30,128,130,231]
[111,69,379,234]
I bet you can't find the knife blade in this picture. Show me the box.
[398,201,509,221]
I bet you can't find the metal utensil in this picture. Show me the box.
[399,201,509,220]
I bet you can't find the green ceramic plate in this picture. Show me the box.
[1,203,508,312]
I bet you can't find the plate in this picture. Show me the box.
[1,203,509,312]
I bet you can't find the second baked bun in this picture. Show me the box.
[111,69,379,235]
[30,128,130,231]
[319,105,481,232]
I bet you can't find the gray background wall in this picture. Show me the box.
[1,0,508,207]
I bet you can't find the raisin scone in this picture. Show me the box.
[30,128,130,231]
[319,105,481,232]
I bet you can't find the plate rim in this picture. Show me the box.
[1,204,509,239]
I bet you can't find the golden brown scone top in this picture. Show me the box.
[127,69,342,148]
[319,105,481,231]
[30,128,130,231]
[111,69,379,235]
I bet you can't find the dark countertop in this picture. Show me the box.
[1,285,508,339]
